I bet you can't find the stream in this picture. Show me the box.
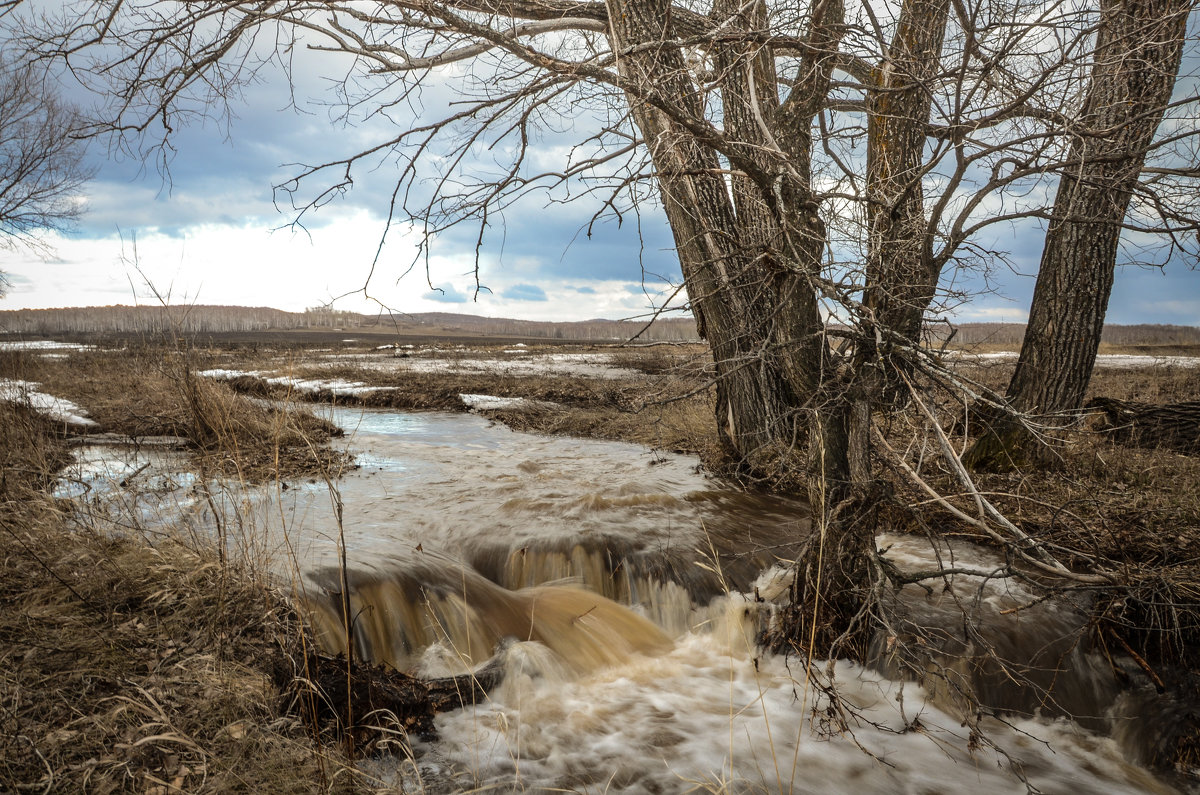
[60,406,1185,794]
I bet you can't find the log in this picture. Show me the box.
[1086,397,1200,454]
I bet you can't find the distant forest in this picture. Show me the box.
[0,305,702,342]
[942,322,1200,346]
[1,305,1197,346]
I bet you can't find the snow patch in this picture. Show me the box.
[460,394,532,411]
[0,379,96,426]
[386,352,636,379]
[953,351,1200,369]
[198,368,393,397]
[0,340,96,353]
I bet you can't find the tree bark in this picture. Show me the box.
[966,0,1189,470]
[605,0,837,486]
[863,0,952,350]
[605,0,878,656]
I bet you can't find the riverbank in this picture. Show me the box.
[0,391,339,791]
[0,348,439,793]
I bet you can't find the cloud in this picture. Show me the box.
[1,271,33,288]
[505,283,548,301]
[950,304,1030,323]
[423,284,470,303]
[1107,264,1200,325]
[2,210,426,312]
[8,13,1191,327]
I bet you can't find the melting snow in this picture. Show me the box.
[957,351,1200,369]
[0,340,96,353]
[197,369,394,397]
[460,393,537,411]
[0,379,96,426]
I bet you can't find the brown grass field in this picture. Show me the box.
[2,332,1199,791]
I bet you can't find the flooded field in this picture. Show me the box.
[5,337,1199,793]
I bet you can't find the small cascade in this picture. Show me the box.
[468,533,801,637]
[296,512,1191,788]
[300,557,671,675]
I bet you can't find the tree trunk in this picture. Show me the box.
[605,0,837,481]
[607,0,877,657]
[965,0,1189,471]
[863,0,952,350]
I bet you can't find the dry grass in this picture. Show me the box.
[0,521,333,793]
[2,348,351,481]
[0,399,72,496]
[892,361,1200,678]
[0,399,376,793]
[0,358,444,793]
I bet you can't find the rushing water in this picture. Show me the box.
[61,406,1187,794]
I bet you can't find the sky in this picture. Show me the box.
[0,10,1197,326]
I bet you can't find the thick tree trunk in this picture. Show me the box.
[605,0,836,482]
[607,0,877,657]
[965,0,1188,470]
[848,0,953,495]
[863,0,951,350]
[763,482,881,661]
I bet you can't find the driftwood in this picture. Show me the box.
[1086,397,1200,454]
[279,648,505,748]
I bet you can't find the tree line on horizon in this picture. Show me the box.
[0,304,703,341]
[2,304,1197,346]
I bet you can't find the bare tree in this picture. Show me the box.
[966,0,1196,469]
[28,0,1198,655]
[0,57,92,254]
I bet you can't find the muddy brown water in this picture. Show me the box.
[60,406,1190,793]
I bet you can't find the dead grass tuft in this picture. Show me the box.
[5,348,350,482]
[0,383,396,793]
[0,400,72,496]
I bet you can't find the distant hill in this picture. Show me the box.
[1,305,1195,346]
[0,305,701,342]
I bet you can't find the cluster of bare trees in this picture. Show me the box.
[0,304,702,340]
[0,305,310,335]
[15,0,1199,655]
